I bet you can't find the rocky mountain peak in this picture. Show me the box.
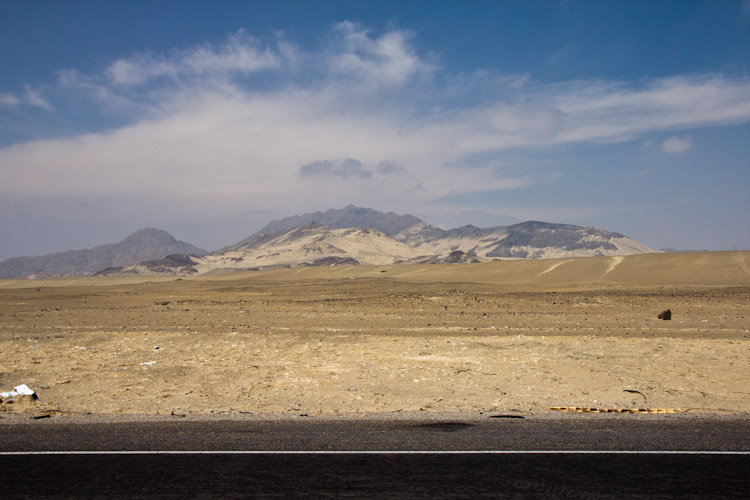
[121,228,177,244]
[259,205,424,238]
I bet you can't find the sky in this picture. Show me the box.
[1,0,750,259]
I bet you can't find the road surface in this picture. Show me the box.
[1,417,748,498]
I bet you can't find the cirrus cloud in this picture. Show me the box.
[104,29,284,86]
[661,136,692,154]
[0,85,52,110]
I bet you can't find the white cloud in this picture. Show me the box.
[547,43,577,67]
[1,94,20,107]
[0,93,20,106]
[2,24,750,242]
[0,86,52,109]
[105,29,283,86]
[0,88,521,209]
[22,85,53,110]
[328,21,434,87]
[661,136,692,154]
[536,76,750,143]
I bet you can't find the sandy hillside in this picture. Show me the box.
[1,251,749,419]
[195,226,427,272]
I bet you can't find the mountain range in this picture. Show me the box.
[0,228,207,279]
[0,206,654,278]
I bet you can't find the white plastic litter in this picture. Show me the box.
[0,384,36,398]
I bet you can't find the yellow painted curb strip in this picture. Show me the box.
[550,407,686,414]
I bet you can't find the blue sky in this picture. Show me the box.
[1,0,749,259]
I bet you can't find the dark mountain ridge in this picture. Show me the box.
[0,228,207,279]
[258,205,425,239]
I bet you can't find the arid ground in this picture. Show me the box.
[1,251,749,419]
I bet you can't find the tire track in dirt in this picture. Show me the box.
[738,252,750,278]
[536,259,573,278]
[603,256,624,277]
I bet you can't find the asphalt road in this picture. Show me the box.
[1,417,748,498]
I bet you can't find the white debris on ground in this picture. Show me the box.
[0,384,37,399]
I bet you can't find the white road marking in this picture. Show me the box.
[1,450,748,456]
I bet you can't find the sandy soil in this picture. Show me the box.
[1,253,749,419]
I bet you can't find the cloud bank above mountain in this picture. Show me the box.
[1,15,749,258]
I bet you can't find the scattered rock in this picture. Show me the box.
[658,309,672,320]
[301,256,360,267]
[624,389,648,404]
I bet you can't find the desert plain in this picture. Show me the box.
[1,251,749,420]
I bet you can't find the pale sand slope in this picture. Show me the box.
[0,251,748,418]
[206,250,750,287]
[2,250,748,289]
[195,226,427,271]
